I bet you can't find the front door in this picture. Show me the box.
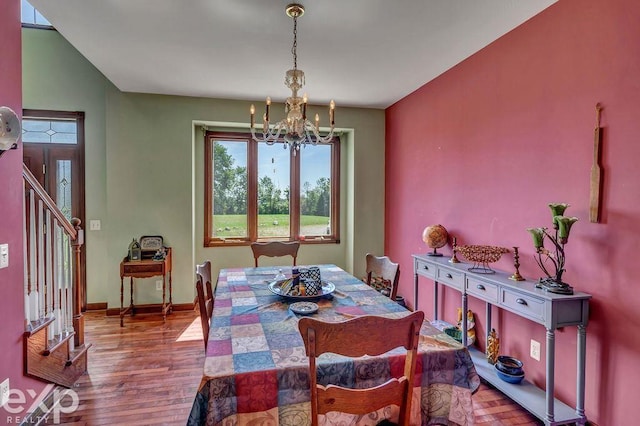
[22,110,86,310]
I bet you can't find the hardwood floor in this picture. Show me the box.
[58,309,542,425]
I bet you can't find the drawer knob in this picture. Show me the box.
[476,284,485,290]
[516,298,528,306]
[446,273,453,279]
[423,265,429,270]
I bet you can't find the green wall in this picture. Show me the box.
[23,28,386,308]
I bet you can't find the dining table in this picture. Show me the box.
[187,264,480,426]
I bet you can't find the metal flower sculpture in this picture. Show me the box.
[527,203,578,294]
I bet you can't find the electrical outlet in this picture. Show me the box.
[155,280,163,291]
[0,378,9,407]
[0,244,8,269]
[530,339,541,361]
[89,220,101,231]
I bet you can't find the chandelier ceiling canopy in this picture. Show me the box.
[250,3,335,155]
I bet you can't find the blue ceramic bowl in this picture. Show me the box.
[494,363,525,384]
[496,356,524,376]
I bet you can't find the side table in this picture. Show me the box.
[119,247,172,326]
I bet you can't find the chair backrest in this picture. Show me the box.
[196,260,214,350]
[196,276,211,350]
[196,260,214,319]
[250,241,300,267]
[298,311,425,426]
[365,253,401,300]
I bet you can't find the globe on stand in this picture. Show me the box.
[422,224,448,257]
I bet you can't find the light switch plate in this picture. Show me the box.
[89,220,101,231]
[0,378,9,407]
[0,244,8,269]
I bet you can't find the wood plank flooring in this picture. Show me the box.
[58,309,542,425]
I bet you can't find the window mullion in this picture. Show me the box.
[248,139,258,242]
[290,150,300,241]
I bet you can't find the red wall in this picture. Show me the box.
[386,0,640,425]
[0,1,46,422]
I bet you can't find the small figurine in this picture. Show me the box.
[487,328,500,364]
[457,308,476,345]
[152,246,167,261]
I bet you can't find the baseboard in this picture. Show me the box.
[86,302,107,310]
[105,302,194,316]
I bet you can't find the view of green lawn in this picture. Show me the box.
[213,214,330,237]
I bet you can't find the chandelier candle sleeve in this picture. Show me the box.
[250,105,255,128]
[302,94,307,120]
[265,97,271,122]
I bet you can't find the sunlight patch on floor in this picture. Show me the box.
[176,316,204,342]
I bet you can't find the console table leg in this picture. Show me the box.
[434,282,439,320]
[130,277,134,316]
[169,271,173,310]
[486,303,492,341]
[545,328,556,424]
[461,292,468,347]
[120,277,124,327]
[413,273,419,311]
[162,275,167,322]
[576,324,587,423]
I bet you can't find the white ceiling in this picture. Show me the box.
[29,0,556,109]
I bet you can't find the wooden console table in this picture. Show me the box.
[413,254,591,426]
[120,247,172,327]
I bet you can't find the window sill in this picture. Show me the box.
[205,237,340,247]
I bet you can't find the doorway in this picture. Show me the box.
[22,109,86,310]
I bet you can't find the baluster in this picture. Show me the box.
[46,210,56,337]
[53,219,64,333]
[23,182,30,327]
[28,188,38,323]
[38,200,45,319]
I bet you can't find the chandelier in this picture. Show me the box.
[250,3,335,155]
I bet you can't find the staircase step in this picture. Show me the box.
[43,331,75,356]
[66,343,92,366]
[25,316,55,336]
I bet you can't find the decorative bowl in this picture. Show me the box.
[494,363,525,384]
[496,356,524,376]
[455,245,509,274]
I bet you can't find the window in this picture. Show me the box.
[204,132,340,246]
[21,0,52,27]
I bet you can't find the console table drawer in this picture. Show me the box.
[415,259,436,279]
[501,289,545,322]
[466,277,498,303]
[436,267,464,290]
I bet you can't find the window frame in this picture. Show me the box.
[204,131,340,247]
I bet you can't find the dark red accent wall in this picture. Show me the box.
[0,0,46,421]
[386,0,639,424]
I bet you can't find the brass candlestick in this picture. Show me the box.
[449,236,460,263]
[509,246,525,281]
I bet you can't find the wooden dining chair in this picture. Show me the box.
[196,261,214,350]
[250,241,300,267]
[196,276,211,350]
[365,253,401,301]
[196,260,214,319]
[298,311,425,426]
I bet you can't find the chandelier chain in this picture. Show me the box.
[291,14,298,70]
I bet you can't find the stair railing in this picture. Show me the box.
[23,164,84,348]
